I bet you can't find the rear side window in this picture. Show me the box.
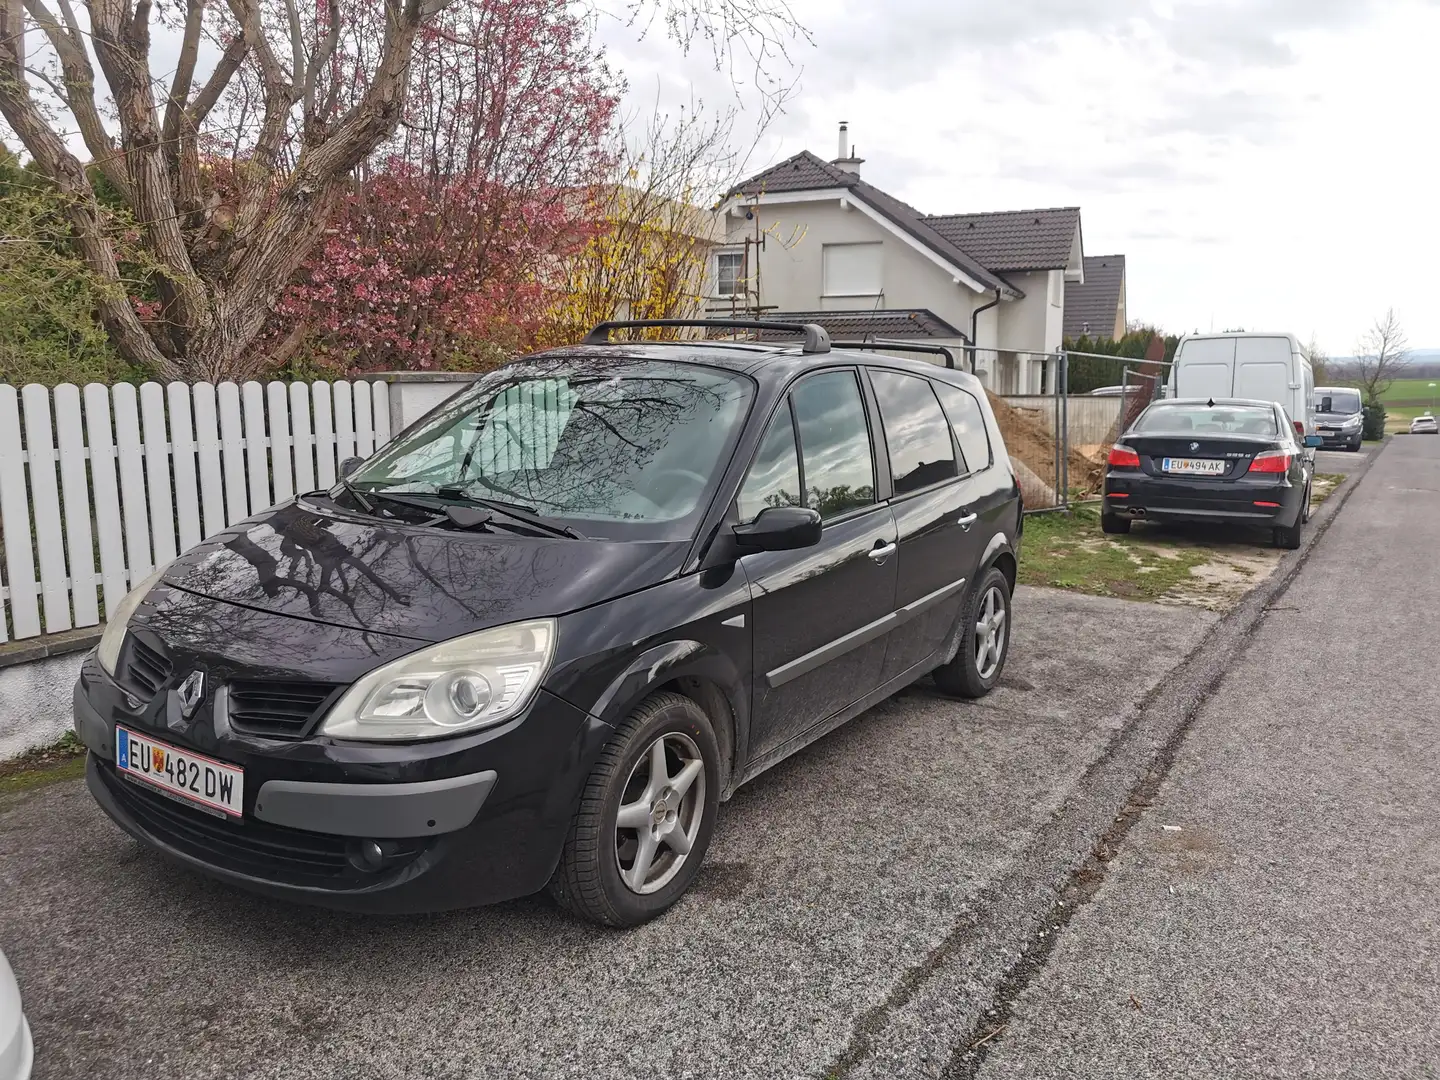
[736,406,802,523]
[932,382,991,473]
[869,371,958,495]
[790,371,876,519]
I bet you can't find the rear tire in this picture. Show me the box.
[1101,512,1131,535]
[547,693,720,928]
[1273,516,1303,550]
[933,567,1012,700]
[1301,480,1312,524]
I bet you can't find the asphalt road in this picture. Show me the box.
[0,450,1388,1080]
[975,433,1440,1079]
[3,593,1220,1080]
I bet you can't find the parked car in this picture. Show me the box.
[1410,413,1438,435]
[1168,332,1316,445]
[1088,385,1136,397]
[72,320,1023,927]
[1311,386,1365,451]
[1103,397,1322,549]
[0,948,33,1080]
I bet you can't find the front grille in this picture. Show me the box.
[124,636,172,696]
[99,760,356,883]
[226,679,339,739]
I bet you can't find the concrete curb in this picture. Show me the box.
[831,441,1390,1080]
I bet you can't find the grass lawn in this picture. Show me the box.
[0,731,87,795]
[1018,503,1283,609]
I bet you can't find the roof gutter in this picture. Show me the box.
[969,288,1002,375]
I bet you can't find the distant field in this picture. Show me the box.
[1333,377,1440,406]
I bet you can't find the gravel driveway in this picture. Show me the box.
[2,586,1219,1080]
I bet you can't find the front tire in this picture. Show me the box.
[933,567,1012,699]
[548,693,720,927]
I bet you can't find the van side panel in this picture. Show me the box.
[1173,337,1236,399]
[1233,337,1294,411]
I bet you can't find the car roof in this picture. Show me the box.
[1313,385,1360,393]
[516,340,986,390]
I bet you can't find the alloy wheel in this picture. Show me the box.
[614,731,706,895]
[974,585,1008,681]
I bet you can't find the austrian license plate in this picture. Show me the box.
[1162,457,1226,475]
[116,726,243,818]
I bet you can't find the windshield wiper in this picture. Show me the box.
[339,477,379,515]
[434,488,585,539]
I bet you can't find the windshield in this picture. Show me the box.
[1312,390,1361,415]
[345,358,753,539]
[1134,403,1278,436]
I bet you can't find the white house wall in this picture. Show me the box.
[722,200,981,336]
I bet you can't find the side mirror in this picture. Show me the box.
[732,506,822,553]
[338,456,365,478]
[1303,435,1323,448]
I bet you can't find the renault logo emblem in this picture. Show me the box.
[177,670,206,717]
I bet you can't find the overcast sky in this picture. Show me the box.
[600,0,1440,352]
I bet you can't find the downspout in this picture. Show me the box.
[970,287,1002,376]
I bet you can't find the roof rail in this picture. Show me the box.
[829,339,965,372]
[582,319,832,355]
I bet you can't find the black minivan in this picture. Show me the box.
[73,320,1022,926]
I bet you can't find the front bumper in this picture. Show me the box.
[1316,427,1362,448]
[1102,471,1303,525]
[74,657,612,913]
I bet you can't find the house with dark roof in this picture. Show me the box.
[1063,255,1127,342]
[710,125,1119,393]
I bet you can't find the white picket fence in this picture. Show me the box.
[0,379,391,643]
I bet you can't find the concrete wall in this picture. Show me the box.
[0,652,83,759]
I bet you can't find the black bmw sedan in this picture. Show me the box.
[72,320,1022,927]
[1102,397,1322,549]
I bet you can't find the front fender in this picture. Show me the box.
[588,639,749,796]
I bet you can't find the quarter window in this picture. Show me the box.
[869,371,958,495]
[736,406,802,523]
[790,371,876,519]
[932,382,991,473]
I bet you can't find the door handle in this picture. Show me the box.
[957,512,978,530]
[868,542,897,563]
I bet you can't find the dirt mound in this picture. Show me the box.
[985,392,1108,502]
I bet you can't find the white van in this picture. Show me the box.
[1168,333,1315,440]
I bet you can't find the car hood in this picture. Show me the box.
[1315,411,1361,422]
[162,499,691,642]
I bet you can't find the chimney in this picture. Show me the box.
[832,121,865,177]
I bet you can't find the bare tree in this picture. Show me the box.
[0,0,803,381]
[1353,308,1410,404]
[1306,334,1329,383]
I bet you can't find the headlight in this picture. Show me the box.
[1342,414,1362,428]
[320,619,556,741]
[96,562,173,676]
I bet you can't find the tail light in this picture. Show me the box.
[1293,420,1304,438]
[1248,450,1291,474]
[1108,445,1140,468]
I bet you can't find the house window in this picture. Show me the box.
[822,242,881,297]
[716,251,744,297]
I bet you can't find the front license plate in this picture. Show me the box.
[116,726,243,818]
[1162,457,1226,475]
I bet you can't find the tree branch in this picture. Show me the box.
[21,0,133,200]
[161,0,204,166]
[0,49,171,374]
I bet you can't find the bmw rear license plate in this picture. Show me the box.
[116,726,243,818]
[1162,457,1226,475]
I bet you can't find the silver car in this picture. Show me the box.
[1410,413,1438,435]
[0,949,32,1080]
